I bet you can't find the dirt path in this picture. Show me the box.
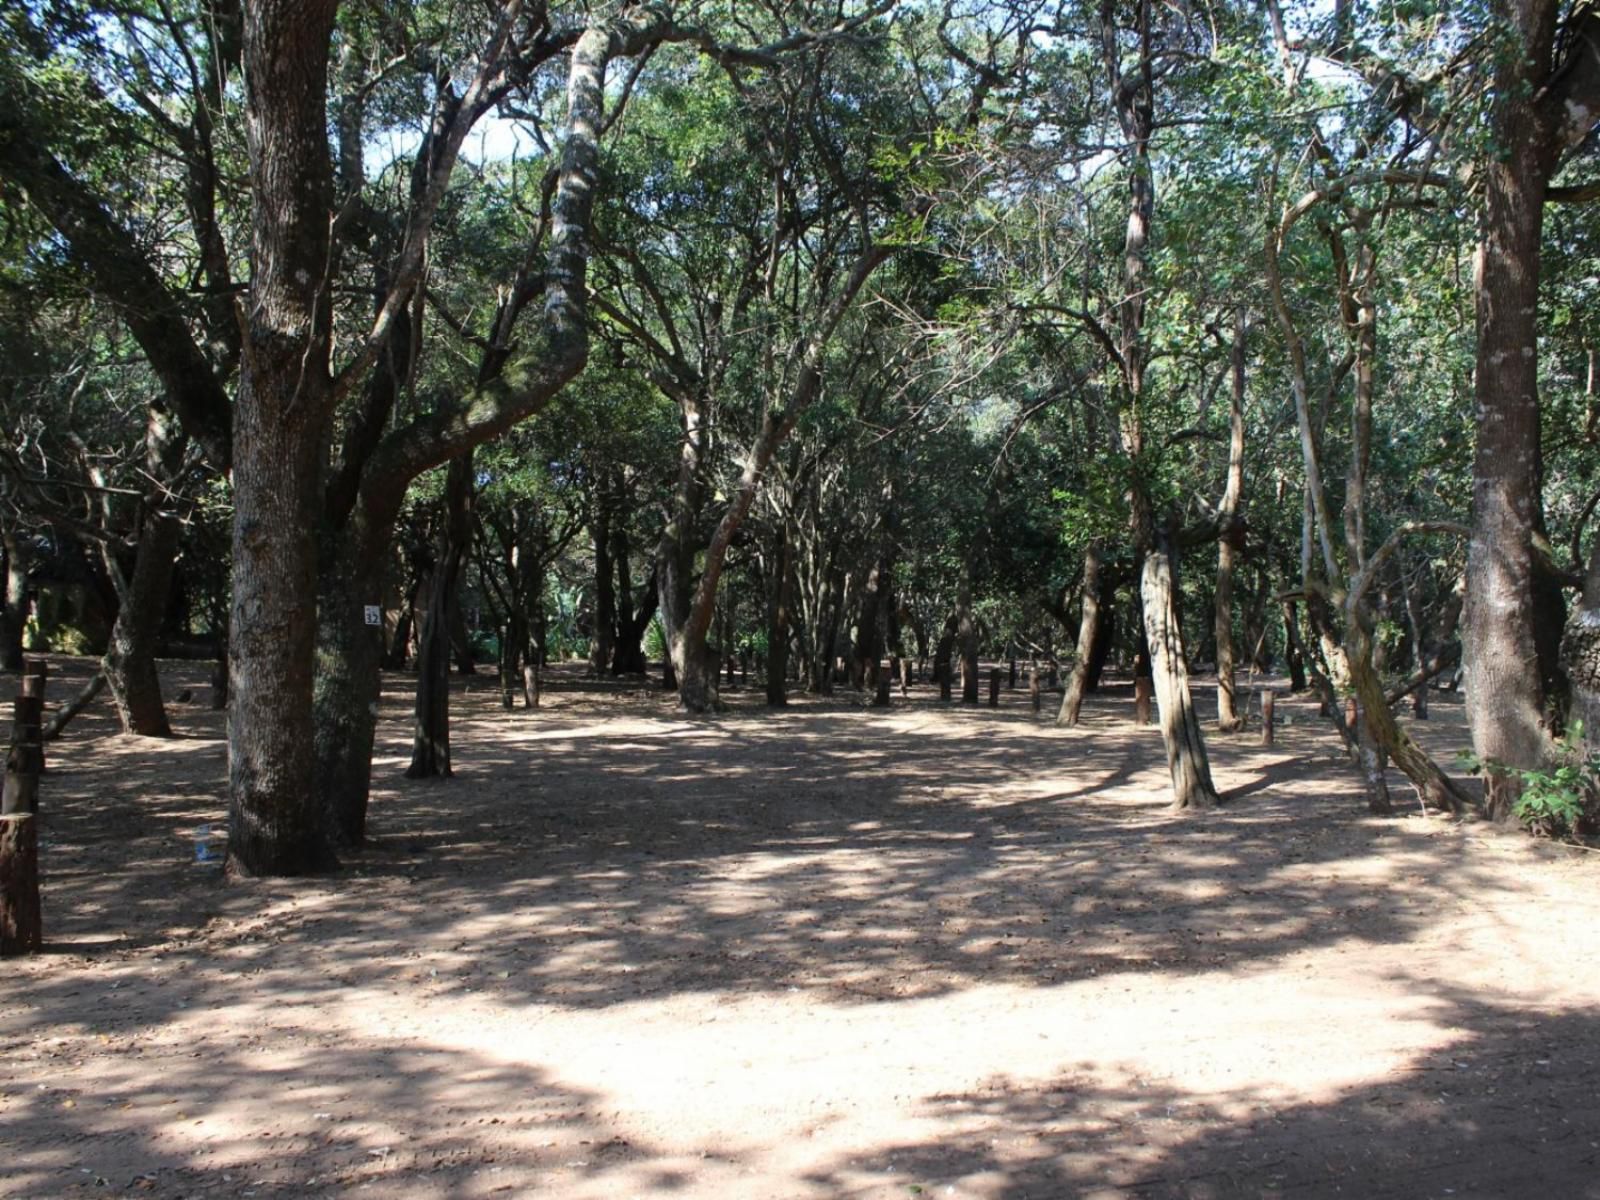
[4,660,1598,1199]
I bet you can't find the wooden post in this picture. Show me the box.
[23,661,44,772]
[1029,670,1041,713]
[1134,676,1153,725]
[1,663,45,955]
[988,668,1000,707]
[1260,689,1275,746]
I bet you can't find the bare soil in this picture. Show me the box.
[4,657,1598,1199]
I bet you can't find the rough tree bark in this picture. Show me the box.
[226,0,343,875]
[1464,0,1600,819]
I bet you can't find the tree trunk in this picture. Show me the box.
[1347,618,1468,814]
[1462,0,1594,820]
[1214,308,1248,731]
[407,453,473,778]
[1214,529,1242,731]
[226,0,341,877]
[590,501,615,677]
[1282,599,1309,692]
[957,560,979,704]
[1058,545,1102,727]
[1142,533,1219,811]
[1560,537,1600,767]
[1,530,28,672]
[766,528,794,708]
[102,505,182,737]
[312,508,396,846]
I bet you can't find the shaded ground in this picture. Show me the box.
[3,658,1597,1199]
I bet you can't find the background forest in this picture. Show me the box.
[1,0,1598,875]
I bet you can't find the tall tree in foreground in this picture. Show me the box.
[1462,0,1600,818]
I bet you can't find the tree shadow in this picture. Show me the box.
[797,986,1600,1198]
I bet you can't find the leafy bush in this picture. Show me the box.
[1458,724,1600,838]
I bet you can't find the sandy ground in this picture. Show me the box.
[3,657,1598,1200]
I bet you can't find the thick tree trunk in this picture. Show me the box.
[1462,0,1588,820]
[1142,534,1219,811]
[613,570,655,677]
[226,0,341,877]
[312,510,395,846]
[1058,545,1102,727]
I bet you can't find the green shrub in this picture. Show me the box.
[1458,723,1600,838]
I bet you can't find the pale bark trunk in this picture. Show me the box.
[1215,309,1247,731]
[1143,533,1219,811]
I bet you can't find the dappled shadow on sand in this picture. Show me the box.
[6,661,1586,1197]
[800,989,1600,1199]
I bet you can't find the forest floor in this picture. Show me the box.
[3,657,1599,1200]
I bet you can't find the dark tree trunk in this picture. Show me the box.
[613,568,656,677]
[1,530,27,672]
[226,0,342,877]
[1058,545,1103,727]
[0,675,44,956]
[766,528,794,708]
[102,508,181,738]
[312,506,397,846]
[957,560,979,704]
[1282,599,1309,692]
[1463,0,1600,820]
[590,501,615,677]
[852,555,887,691]
[933,618,955,701]
[407,453,473,778]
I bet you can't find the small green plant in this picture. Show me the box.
[1457,723,1600,838]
